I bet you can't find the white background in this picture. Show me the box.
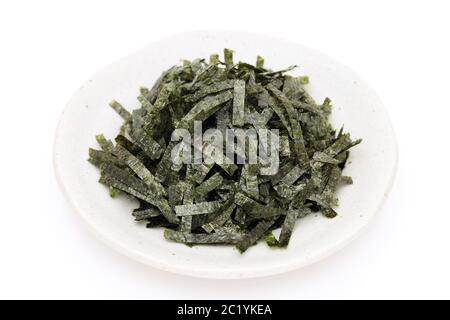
[0,0,448,299]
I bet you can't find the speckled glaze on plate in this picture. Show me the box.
[54,31,398,279]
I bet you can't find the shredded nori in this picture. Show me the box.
[88,49,361,253]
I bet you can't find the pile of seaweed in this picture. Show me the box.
[88,49,361,252]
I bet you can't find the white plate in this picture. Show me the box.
[54,31,398,279]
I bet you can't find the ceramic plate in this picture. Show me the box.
[54,31,397,279]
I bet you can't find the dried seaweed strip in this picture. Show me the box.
[224,48,234,68]
[292,101,322,116]
[194,173,223,199]
[236,218,276,252]
[109,186,120,198]
[291,179,315,209]
[282,76,300,97]
[278,206,313,246]
[243,165,259,198]
[130,108,146,132]
[235,206,246,226]
[209,53,219,65]
[233,192,256,207]
[202,203,236,233]
[310,165,342,210]
[109,100,131,121]
[168,184,184,207]
[145,215,178,229]
[275,182,307,199]
[132,208,161,221]
[258,88,270,108]
[152,83,175,113]
[265,161,295,184]
[143,67,173,103]
[180,216,193,232]
[259,106,273,120]
[278,209,298,247]
[325,134,362,159]
[259,182,270,200]
[216,103,231,135]
[268,96,292,136]
[261,65,297,77]
[189,64,218,90]
[180,182,194,232]
[313,151,341,164]
[115,135,140,154]
[187,163,214,184]
[268,85,309,165]
[279,135,290,157]
[88,148,122,167]
[95,134,114,152]
[180,182,194,204]
[140,86,150,98]
[232,80,246,126]
[99,163,178,225]
[186,80,235,102]
[131,130,163,160]
[234,192,284,219]
[264,232,279,247]
[244,106,271,130]
[179,91,233,128]
[280,165,305,186]
[256,55,264,69]
[155,141,176,182]
[215,222,243,236]
[321,207,338,218]
[137,94,153,111]
[112,144,166,196]
[143,83,174,134]
[164,229,243,245]
[174,201,222,217]
[244,107,261,127]
[341,176,353,184]
[248,205,285,219]
[103,178,178,225]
